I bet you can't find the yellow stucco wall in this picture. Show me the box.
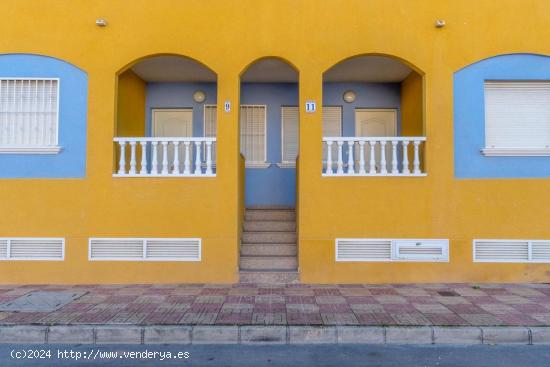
[401,72,424,137]
[1,0,550,284]
[116,69,146,137]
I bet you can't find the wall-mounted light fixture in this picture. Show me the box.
[193,90,206,103]
[435,19,446,28]
[343,90,356,103]
[95,18,108,27]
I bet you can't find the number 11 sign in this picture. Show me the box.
[305,101,316,113]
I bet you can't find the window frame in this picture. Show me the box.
[0,77,62,154]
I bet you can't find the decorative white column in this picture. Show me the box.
[183,142,191,175]
[402,140,410,174]
[413,140,421,174]
[117,141,126,175]
[369,141,376,174]
[194,141,202,175]
[205,141,213,175]
[347,140,355,175]
[391,140,398,174]
[379,141,387,175]
[325,140,333,175]
[172,142,180,175]
[161,141,169,175]
[139,141,148,175]
[336,141,344,174]
[151,141,159,174]
[358,141,366,175]
[129,141,137,174]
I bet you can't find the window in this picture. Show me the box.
[0,78,60,153]
[204,104,217,163]
[322,106,342,164]
[483,81,550,156]
[240,105,267,167]
[280,106,299,167]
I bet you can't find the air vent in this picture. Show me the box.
[394,240,449,261]
[336,239,392,261]
[336,238,449,262]
[89,238,201,261]
[0,240,8,259]
[532,241,550,262]
[89,239,143,260]
[0,238,64,260]
[473,240,550,263]
[474,240,529,262]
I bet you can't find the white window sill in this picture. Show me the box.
[0,146,62,154]
[245,162,271,169]
[276,162,296,168]
[481,147,550,156]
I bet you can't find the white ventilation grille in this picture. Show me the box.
[90,239,143,260]
[0,238,64,261]
[0,239,8,259]
[336,238,449,262]
[532,241,550,262]
[474,240,550,263]
[336,239,392,261]
[89,238,201,261]
[394,240,448,261]
[146,239,201,260]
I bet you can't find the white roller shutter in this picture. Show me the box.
[322,106,342,165]
[484,82,550,154]
[240,105,267,165]
[281,106,299,164]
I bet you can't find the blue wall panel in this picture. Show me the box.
[0,54,88,178]
[454,53,550,178]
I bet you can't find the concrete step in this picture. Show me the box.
[243,221,296,232]
[239,270,300,284]
[242,231,296,244]
[245,209,295,222]
[240,244,297,256]
[240,256,297,270]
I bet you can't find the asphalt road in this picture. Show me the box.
[1,344,549,367]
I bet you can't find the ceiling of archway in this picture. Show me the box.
[323,56,413,82]
[241,58,298,83]
[131,56,217,82]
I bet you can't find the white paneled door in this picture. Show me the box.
[152,109,193,172]
[355,109,397,172]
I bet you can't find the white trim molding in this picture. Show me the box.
[246,162,271,169]
[481,148,550,156]
[0,146,62,154]
[276,162,296,168]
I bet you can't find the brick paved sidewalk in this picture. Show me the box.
[1,283,550,327]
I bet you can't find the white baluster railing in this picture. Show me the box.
[322,137,427,176]
[114,137,216,177]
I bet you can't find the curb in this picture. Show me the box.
[0,325,549,345]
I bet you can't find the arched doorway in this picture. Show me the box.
[115,55,218,176]
[239,57,299,206]
[322,55,425,176]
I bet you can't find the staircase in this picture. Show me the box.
[239,207,299,284]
